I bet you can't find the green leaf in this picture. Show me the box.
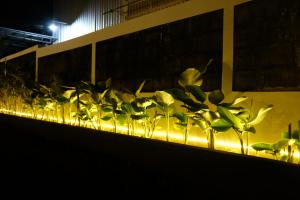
[121,103,134,113]
[166,88,190,101]
[101,115,112,121]
[185,85,206,102]
[231,96,248,105]
[246,127,256,134]
[102,107,112,113]
[294,141,300,149]
[131,114,149,121]
[217,106,244,130]
[251,143,273,151]
[63,89,76,99]
[208,90,224,105]
[211,118,232,132]
[155,91,174,106]
[272,139,289,151]
[135,80,146,96]
[248,105,273,127]
[173,112,188,124]
[178,68,203,87]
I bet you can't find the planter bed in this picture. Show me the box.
[0,113,299,197]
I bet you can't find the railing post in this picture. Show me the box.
[222,4,235,95]
[91,42,96,84]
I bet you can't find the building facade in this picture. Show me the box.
[52,0,187,43]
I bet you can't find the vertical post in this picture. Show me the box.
[35,50,39,82]
[94,0,97,32]
[222,5,234,95]
[91,42,96,84]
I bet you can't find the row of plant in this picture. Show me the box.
[0,60,299,164]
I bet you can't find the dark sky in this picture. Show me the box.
[0,1,53,33]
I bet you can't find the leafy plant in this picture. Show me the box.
[252,122,300,164]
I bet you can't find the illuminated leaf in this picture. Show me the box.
[248,105,273,127]
[135,80,146,96]
[211,118,232,132]
[231,96,248,105]
[155,91,174,106]
[251,143,273,151]
[217,106,243,130]
[178,68,202,87]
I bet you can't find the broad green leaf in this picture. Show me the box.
[135,80,146,96]
[185,85,206,102]
[131,114,149,121]
[166,88,190,102]
[131,103,144,113]
[272,139,289,151]
[202,111,218,122]
[217,106,244,131]
[191,117,208,130]
[63,89,75,99]
[102,107,112,113]
[248,105,273,126]
[136,98,153,109]
[246,127,256,134]
[251,143,273,151]
[178,68,203,87]
[121,103,134,113]
[173,112,188,124]
[155,91,174,106]
[211,118,232,132]
[208,90,224,105]
[101,115,113,121]
[217,106,244,130]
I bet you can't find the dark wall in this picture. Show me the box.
[38,45,91,86]
[234,0,300,91]
[5,52,36,83]
[96,10,223,91]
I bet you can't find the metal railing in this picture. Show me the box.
[103,0,189,20]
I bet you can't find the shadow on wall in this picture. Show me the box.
[38,45,92,86]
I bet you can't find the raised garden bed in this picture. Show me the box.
[0,113,299,197]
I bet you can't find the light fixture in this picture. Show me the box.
[49,24,58,32]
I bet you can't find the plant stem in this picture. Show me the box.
[62,105,65,124]
[184,118,189,144]
[208,129,215,150]
[166,108,169,142]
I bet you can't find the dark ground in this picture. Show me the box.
[0,114,299,198]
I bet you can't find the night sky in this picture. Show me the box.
[0,1,53,34]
